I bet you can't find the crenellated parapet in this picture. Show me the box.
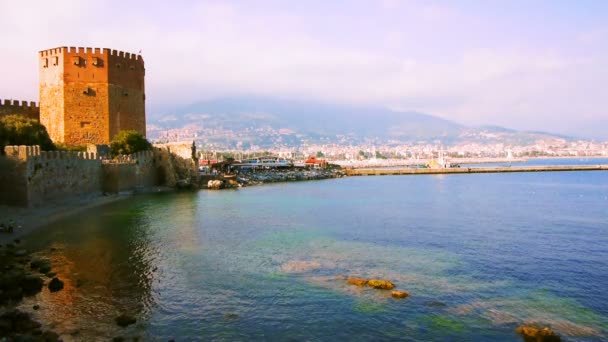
[39,46,144,67]
[3,145,41,161]
[102,150,154,164]
[34,150,98,161]
[0,99,40,120]
[3,145,99,162]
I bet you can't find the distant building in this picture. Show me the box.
[305,156,327,169]
[39,46,146,145]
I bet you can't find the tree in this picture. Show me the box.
[0,115,55,154]
[110,130,152,157]
[316,151,325,158]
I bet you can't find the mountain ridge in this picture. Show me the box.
[147,97,575,148]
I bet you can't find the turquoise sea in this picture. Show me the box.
[19,161,608,341]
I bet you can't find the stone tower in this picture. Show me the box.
[39,47,145,145]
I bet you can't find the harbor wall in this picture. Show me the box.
[344,165,608,176]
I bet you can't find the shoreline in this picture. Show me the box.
[0,186,173,245]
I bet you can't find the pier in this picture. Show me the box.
[344,165,608,176]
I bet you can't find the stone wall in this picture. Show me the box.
[0,146,101,207]
[0,99,40,121]
[153,143,198,187]
[0,143,194,207]
[101,151,157,193]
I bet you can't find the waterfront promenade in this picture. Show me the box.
[345,164,608,176]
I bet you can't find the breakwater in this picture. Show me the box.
[345,164,608,176]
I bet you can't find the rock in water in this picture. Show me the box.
[207,180,224,190]
[48,277,64,292]
[115,314,137,327]
[21,275,43,295]
[30,259,52,274]
[391,290,409,299]
[516,324,561,342]
[346,277,368,286]
[367,279,396,290]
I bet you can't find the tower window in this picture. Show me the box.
[52,56,58,66]
[80,121,91,128]
[73,56,81,65]
[92,57,103,67]
[43,58,49,68]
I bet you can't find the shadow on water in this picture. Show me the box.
[18,192,200,340]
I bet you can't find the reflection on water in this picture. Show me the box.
[19,172,608,341]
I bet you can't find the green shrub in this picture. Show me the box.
[0,115,54,154]
[110,130,152,157]
[54,143,87,152]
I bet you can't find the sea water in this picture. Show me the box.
[19,168,608,341]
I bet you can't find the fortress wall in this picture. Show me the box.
[1,146,102,207]
[101,150,157,193]
[0,153,29,206]
[26,150,103,207]
[0,144,182,207]
[153,144,198,187]
[0,99,40,121]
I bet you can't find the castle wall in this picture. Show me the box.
[153,144,198,187]
[0,148,30,206]
[101,151,157,193]
[0,99,40,121]
[0,144,193,207]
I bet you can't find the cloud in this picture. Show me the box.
[0,1,606,137]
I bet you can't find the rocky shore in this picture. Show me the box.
[0,241,62,341]
[241,168,344,184]
[207,168,345,189]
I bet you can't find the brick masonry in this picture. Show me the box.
[39,47,145,146]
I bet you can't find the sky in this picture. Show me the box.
[0,0,607,138]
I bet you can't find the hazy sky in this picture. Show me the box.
[1,0,607,137]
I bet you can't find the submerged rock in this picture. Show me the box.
[30,258,52,274]
[516,324,561,342]
[115,314,137,327]
[21,275,43,295]
[346,277,368,286]
[367,279,396,290]
[391,290,409,299]
[48,277,64,292]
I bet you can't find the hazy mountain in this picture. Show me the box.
[148,97,573,148]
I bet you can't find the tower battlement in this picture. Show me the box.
[39,46,143,63]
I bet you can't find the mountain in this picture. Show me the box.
[147,97,573,148]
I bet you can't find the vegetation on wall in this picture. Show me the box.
[0,115,55,154]
[110,130,152,157]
